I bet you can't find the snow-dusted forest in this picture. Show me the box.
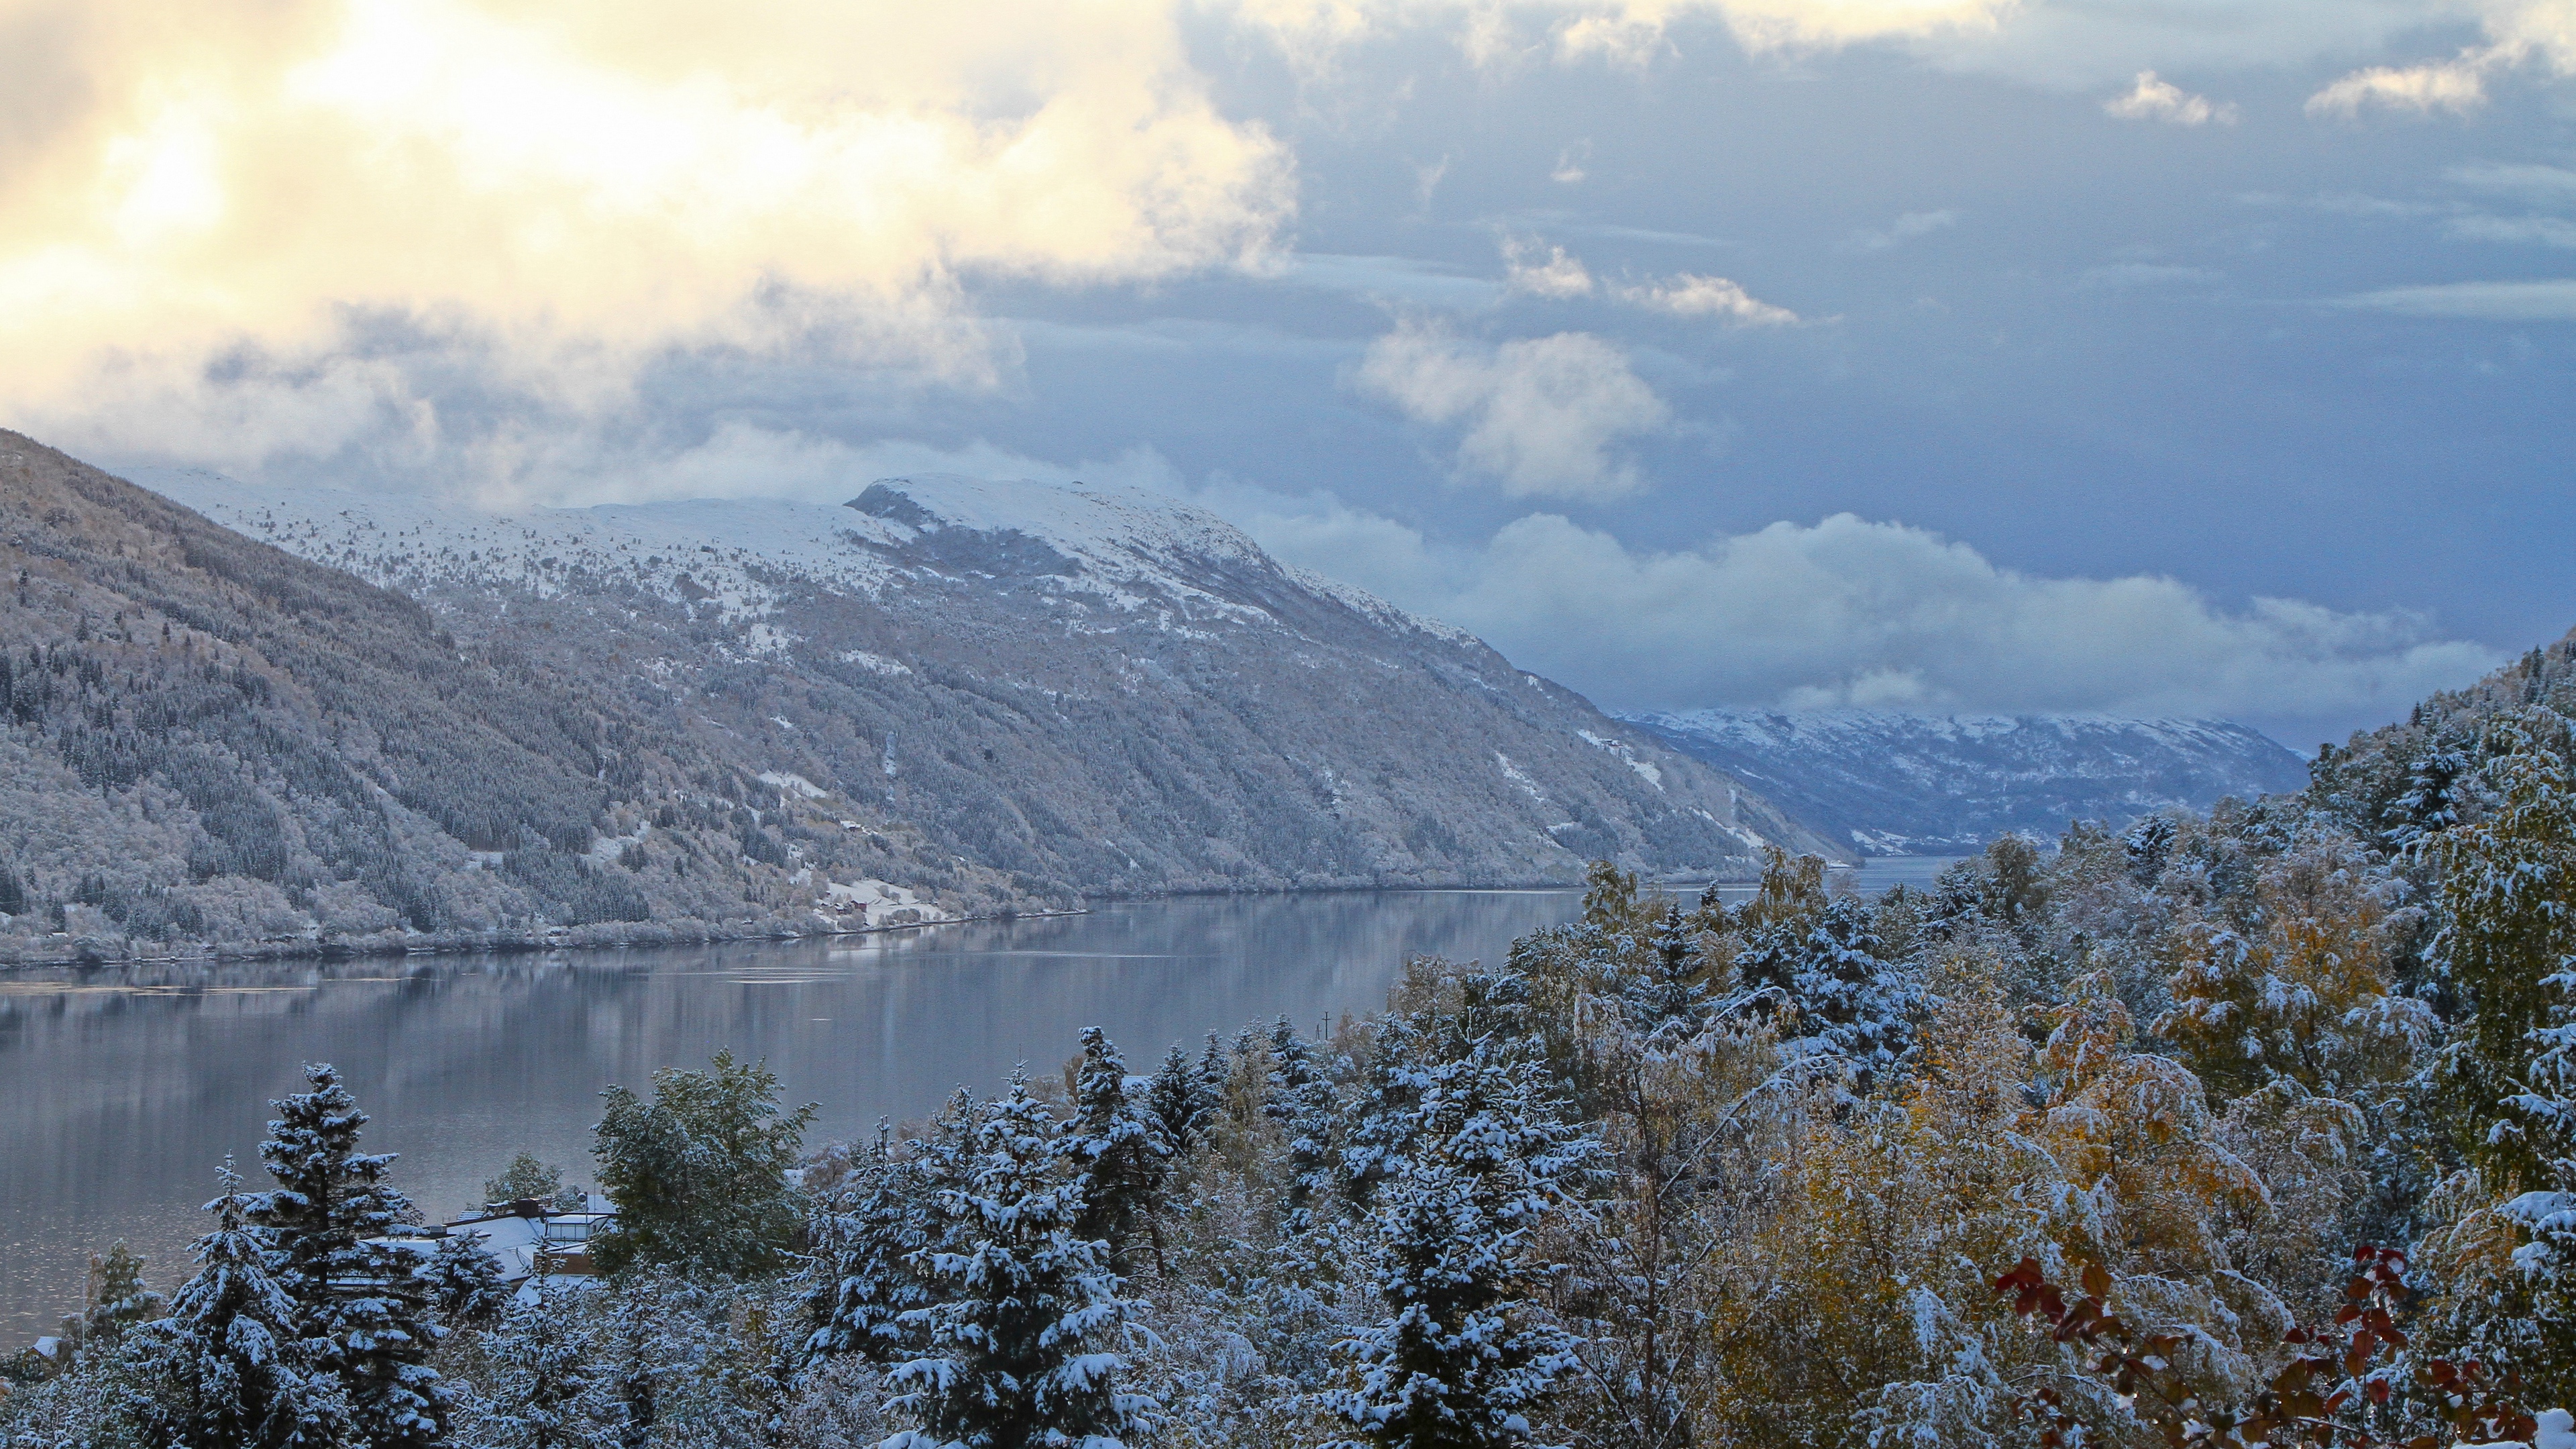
[7,637,2576,1448]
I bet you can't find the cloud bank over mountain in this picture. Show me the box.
[5,0,2562,744]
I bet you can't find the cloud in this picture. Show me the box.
[2307,43,2522,117]
[2308,2,2576,119]
[1613,274,1801,324]
[1196,482,2504,727]
[3,0,1294,468]
[2447,214,2576,246]
[2332,279,2576,319]
[1841,209,1959,253]
[2077,263,2220,288]
[1551,143,1591,183]
[2104,71,2237,125]
[1502,237,1599,297]
[1353,321,1670,498]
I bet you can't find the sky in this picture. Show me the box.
[5,0,2573,748]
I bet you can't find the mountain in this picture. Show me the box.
[0,431,1030,966]
[1619,708,2310,856]
[129,468,1837,898]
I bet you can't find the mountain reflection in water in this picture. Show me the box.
[0,863,1952,1344]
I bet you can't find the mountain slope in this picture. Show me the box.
[136,468,1838,892]
[0,432,1030,963]
[1620,708,2310,855]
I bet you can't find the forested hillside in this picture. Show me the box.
[0,432,1036,963]
[11,631,2576,1448]
[138,466,1839,894]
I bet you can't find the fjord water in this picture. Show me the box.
[0,867,1949,1343]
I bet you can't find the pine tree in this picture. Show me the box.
[883,1074,1155,1449]
[1061,1027,1169,1274]
[135,1161,348,1449]
[1329,1038,1597,1449]
[593,1050,818,1279]
[246,1062,449,1448]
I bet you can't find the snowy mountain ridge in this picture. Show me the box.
[1622,706,2310,856]
[130,469,1479,651]
[133,466,1833,892]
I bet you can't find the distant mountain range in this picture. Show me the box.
[1619,708,2310,857]
[0,424,2320,967]
[126,462,1834,912]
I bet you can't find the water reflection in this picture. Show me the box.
[0,861,1955,1343]
[1,890,1578,1341]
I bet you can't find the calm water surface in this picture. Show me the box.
[0,863,1951,1343]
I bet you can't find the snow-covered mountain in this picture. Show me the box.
[135,468,1838,892]
[1619,708,2310,857]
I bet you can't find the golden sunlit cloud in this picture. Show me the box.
[0,0,1293,463]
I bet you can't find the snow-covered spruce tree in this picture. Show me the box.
[247,1063,447,1448]
[1269,1020,1345,1234]
[1063,1027,1169,1274]
[883,1073,1155,1449]
[474,1256,593,1449]
[1729,895,1924,1091]
[1144,1044,1213,1161]
[133,1161,349,1449]
[593,1049,818,1280]
[1328,1036,1597,1449]
[421,1232,511,1331]
[807,1114,961,1364]
[2414,716,2576,1407]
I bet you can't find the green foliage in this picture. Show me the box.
[482,1153,578,1212]
[2432,714,2576,1190]
[592,1050,818,1280]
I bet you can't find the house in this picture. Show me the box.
[382,1196,618,1305]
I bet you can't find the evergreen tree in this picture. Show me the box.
[136,1161,348,1449]
[2421,718,2576,1405]
[246,1063,448,1448]
[1329,1038,1597,1449]
[1144,1044,1212,1159]
[74,1240,167,1355]
[592,1050,818,1279]
[1060,1028,1168,1273]
[478,1257,593,1449]
[422,1231,511,1330]
[807,1116,961,1365]
[883,1075,1155,1449]
[1730,896,1923,1089]
[1266,1020,1344,1231]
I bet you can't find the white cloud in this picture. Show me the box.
[2447,213,2576,246]
[2104,70,2238,125]
[1551,143,1591,183]
[2307,43,2522,117]
[1841,209,1959,253]
[1196,482,2504,725]
[1353,321,1671,498]
[1501,237,1599,297]
[3,0,1294,467]
[1613,274,1801,324]
[2333,278,2576,319]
